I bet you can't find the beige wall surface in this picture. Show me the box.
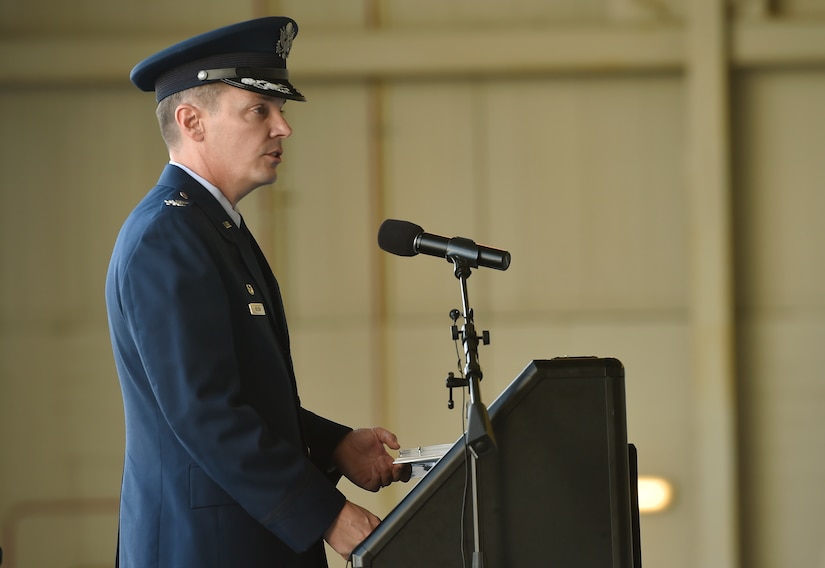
[1,1,824,567]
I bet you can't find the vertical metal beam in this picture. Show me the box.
[364,0,391,431]
[366,79,389,430]
[686,0,739,566]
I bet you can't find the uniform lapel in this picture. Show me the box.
[157,165,290,351]
[238,218,292,353]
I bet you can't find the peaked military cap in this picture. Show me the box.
[130,17,305,103]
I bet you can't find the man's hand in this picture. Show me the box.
[332,427,412,492]
[323,500,381,560]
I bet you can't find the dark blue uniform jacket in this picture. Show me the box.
[106,164,350,567]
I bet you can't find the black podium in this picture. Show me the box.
[351,357,641,567]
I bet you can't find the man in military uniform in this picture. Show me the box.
[106,17,409,567]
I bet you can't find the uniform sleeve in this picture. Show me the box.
[117,208,344,551]
[301,408,352,480]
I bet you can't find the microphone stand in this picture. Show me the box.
[445,252,497,568]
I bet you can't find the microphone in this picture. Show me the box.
[378,219,511,271]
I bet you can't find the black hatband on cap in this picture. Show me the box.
[152,51,304,102]
[194,68,289,82]
[131,17,306,103]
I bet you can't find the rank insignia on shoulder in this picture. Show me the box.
[164,199,190,207]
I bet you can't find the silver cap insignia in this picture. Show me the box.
[276,22,296,59]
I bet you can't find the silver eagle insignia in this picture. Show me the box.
[276,22,296,59]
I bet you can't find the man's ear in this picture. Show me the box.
[175,103,205,142]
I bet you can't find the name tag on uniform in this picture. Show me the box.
[248,303,267,316]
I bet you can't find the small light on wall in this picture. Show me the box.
[637,476,674,514]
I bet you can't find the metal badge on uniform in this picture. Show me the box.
[248,302,266,316]
[246,284,255,295]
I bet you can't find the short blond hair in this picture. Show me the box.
[155,82,225,149]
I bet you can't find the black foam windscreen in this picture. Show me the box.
[377,219,423,257]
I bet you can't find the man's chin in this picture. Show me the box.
[257,172,279,187]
